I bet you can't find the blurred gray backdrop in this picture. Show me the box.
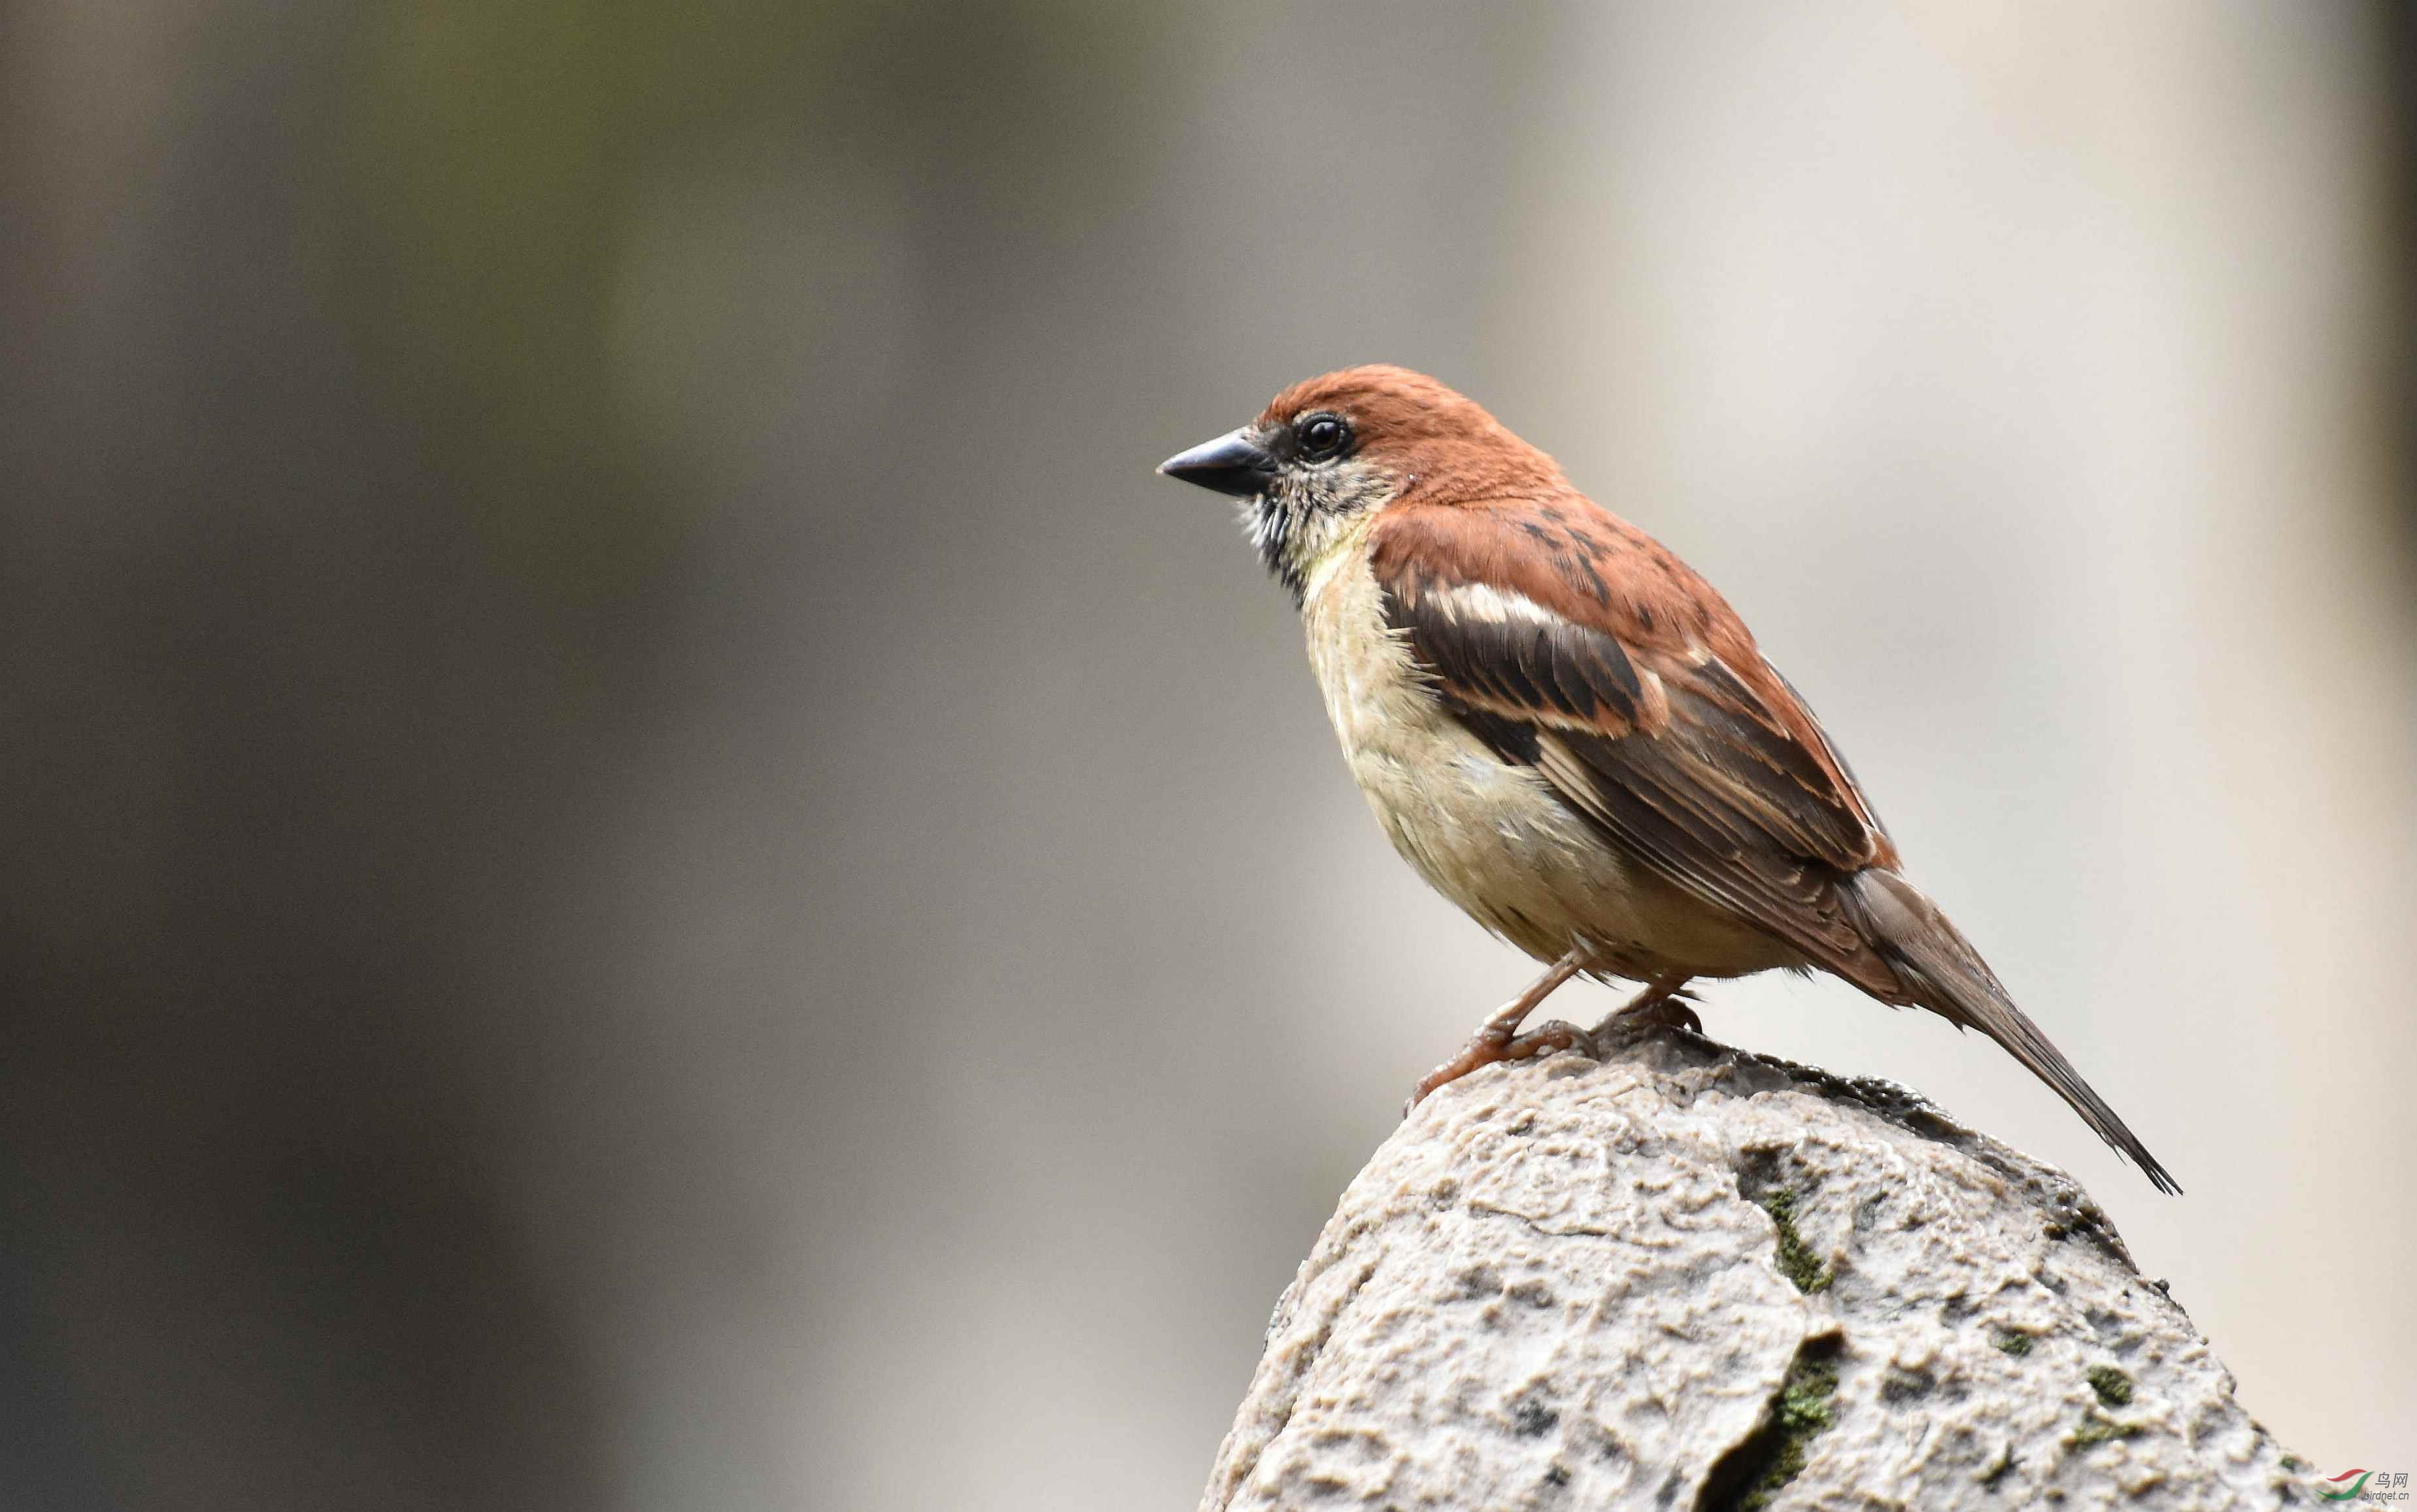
[4,1,2412,1507]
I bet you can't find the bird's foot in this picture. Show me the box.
[1404,1016,1593,1115]
[1625,996,1702,1033]
[1402,950,1593,1116]
[1588,976,1701,1039]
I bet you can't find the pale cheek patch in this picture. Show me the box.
[1243,460,1394,606]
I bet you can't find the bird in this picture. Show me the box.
[1157,364,2178,1193]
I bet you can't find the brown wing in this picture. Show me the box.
[1370,501,1904,989]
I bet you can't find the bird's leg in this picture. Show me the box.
[1591,973,1700,1036]
[1405,949,1589,1113]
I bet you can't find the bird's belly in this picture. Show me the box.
[1349,718,1644,964]
[1299,546,1769,974]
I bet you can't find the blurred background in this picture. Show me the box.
[4,1,2412,1505]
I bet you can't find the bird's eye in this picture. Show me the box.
[1296,414,1351,462]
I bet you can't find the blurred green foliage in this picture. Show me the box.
[339,0,1151,596]
[345,0,864,591]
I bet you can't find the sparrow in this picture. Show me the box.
[1158,365,2178,1193]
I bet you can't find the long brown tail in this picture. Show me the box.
[1844,867,2180,1194]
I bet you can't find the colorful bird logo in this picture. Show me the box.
[2319,1470,2373,1502]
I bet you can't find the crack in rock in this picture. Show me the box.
[1696,1334,1843,1512]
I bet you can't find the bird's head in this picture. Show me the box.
[1157,365,1565,603]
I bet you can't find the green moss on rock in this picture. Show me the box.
[1757,1190,1831,1294]
[2086,1366,2133,1408]
[2071,1410,2143,1449]
[1727,1348,1842,1511]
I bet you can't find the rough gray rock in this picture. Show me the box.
[1200,1022,2303,1511]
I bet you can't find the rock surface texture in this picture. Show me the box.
[1200,1023,2303,1511]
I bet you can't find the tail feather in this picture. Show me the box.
[1846,869,2180,1195]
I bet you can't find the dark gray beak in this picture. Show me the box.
[1157,428,1276,497]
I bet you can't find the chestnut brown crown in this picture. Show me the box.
[1158,365,1586,601]
[1255,364,1569,510]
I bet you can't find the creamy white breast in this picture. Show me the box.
[1294,522,1664,969]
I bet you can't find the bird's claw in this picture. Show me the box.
[1632,998,1702,1033]
[1403,1017,1597,1116]
[1587,988,1702,1041]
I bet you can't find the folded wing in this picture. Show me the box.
[1369,501,1901,992]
